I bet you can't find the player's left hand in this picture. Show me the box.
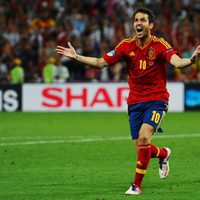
[191,45,200,63]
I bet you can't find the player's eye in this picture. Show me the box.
[141,18,147,22]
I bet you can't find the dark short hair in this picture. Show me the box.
[133,7,155,23]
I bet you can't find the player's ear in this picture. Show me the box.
[149,22,154,30]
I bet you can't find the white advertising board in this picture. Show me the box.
[23,82,184,112]
[167,82,184,112]
[23,83,129,112]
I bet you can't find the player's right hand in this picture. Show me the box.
[55,42,77,59]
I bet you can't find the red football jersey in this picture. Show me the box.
[103,36,177,105]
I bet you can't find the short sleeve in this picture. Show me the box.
[103,43,124,65]
[158,38,177,62]
[164,48,177,62]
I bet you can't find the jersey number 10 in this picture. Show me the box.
[139,60,147,70]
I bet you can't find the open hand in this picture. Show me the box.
[191,45,200,63]
[55,42,77,59]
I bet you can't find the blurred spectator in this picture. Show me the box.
[85,68,100,82]
[2,21,20,46]
[10,58,24,84]
[43,56,56,83]
[196,56,200,81]
[0,0,199,84]
[70,9,87,36]
[55,58,70,83]
[102,18,115,41]
[0,58,8,84]
[109,63,124,81]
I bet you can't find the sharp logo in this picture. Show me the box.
[22,84,130,111]
[41,87,129,108]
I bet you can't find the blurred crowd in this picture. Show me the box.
[0,0,200,84]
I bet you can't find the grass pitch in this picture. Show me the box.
[0,112,200,200]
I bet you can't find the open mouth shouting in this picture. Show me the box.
[136,26,144,37]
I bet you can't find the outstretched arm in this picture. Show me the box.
[55,42,108,69]
[170,45,200,68]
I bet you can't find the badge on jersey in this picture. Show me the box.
[166,48,173,53]
[107,50,116,56]
[147,47,156,60]
[147,47,156,66]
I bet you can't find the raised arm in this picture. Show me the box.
[170,45,200,68]
[55,42,108,69]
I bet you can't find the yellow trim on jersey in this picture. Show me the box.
[160,38,172,49]
[115,37,135,49]
[153,36,172,49]
[152,36,161,43]
[136,168,146,174]
[152,36,157,42]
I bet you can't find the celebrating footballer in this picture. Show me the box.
[56,7,200,195]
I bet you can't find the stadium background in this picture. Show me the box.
[0,0,200,200]
[0,0,200,112]
[0,0,200,84]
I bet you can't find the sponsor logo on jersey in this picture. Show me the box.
[136,161,142,166]
[107,50,116,56]
[129,51,135,57]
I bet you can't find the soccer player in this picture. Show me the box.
[55,8,200,195]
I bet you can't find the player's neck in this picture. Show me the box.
[137,35,152,47]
